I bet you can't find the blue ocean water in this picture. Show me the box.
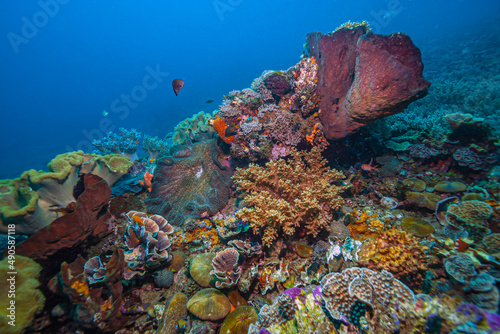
[0,0,499,179]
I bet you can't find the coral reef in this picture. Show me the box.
[358,229,428,286]
[321,267,415,326]
[123,210,174,278]
[306,24,430,139]
[0,151,132,235]
[186,288,231,321]
[172,111,215,145]
[145,138,233,226]
[445,200,493,242]
[49,249,125,331]
[142,135,171,160]
[220,305,258,334]
[92,128,142,161]
[14,174,111,260]
[210,247,241,289]
[233,147,344,246]
[189,252,216,288]
[157,292,188,334]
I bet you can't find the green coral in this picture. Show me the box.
[1,151,132,235]
[0,255,45,334]
[172,111,215,145]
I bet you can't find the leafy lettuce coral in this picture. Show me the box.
[233,147,344,246]
[0,151,132,235]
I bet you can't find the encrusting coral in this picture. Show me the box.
[233,146,344,246]
[321,267,415,327]
[357,229,428,286]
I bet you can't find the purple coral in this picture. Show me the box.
[453,147,497,171]
[409,143,439,159]
[210,247,241,289]
[84,256,107,284]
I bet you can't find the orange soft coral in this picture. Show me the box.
[233,147,344,247]
[347,210,387,240]
[212,114,235,144]
[358,229,428,287]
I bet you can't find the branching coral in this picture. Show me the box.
[93,128,142,161]
[233,147,344,246]
[357,229,428,286]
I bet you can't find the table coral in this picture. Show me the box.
[444,253,477,284]
[233,146,344,246]
[321,267,415,326]
[358,229,428,286]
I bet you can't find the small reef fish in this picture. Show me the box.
[225,124,239,137]
[138,171,154,192]
[172,79,184,96]
[205,99,215,104]
[361,159,378,173]
[102,110,108,117]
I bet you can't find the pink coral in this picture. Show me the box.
[210,247,241,289]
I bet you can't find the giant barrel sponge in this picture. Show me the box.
[307,23,431,139]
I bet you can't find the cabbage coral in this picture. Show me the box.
[233,147,344,246]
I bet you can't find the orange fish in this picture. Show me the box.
[139,171,154,192]
[172,79,184,96]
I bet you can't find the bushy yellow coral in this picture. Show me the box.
[233,147,344,246]
[358,229,428,287]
